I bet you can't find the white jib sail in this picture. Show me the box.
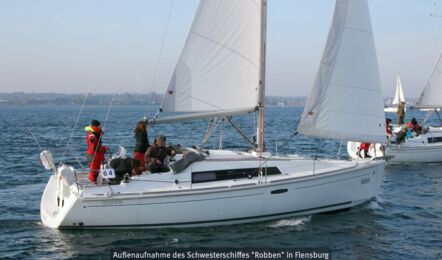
[416,51,442,108]
[298,0,386,144]
[392,75,405,105]
[161,0,261,113]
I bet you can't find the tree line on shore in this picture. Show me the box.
[0,92,307,106]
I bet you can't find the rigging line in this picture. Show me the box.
[255,118,301,171]
[91,94,115,164]
[65,147,87,169]
[146,0,175,119]
[60,93,89,165]
[274,117,300,150]
[219,118,224,150]
[256,131,299,172]
[337,140,343,158]
[29,131,44,151]
[244,120,301,179]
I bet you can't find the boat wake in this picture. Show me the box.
[268,216,311,228]
[367,196,384,210]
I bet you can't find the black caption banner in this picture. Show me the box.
[110,248,331,260]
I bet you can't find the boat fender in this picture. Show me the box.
[174,179,179,185]
[40,150,55,171]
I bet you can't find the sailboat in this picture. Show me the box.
[415,51,442,112]
[40,0,386,229]
[348,51,442,163]
[384,75,406,113]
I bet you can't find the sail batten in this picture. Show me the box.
[416,51,442,108]
[298,0,386,144]
[161,0,262,114]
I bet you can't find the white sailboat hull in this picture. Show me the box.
[348,127,442,163]
[418,108,440,112]
[385,143,442,163]
[384,107,406,113]
[41,153,384,228]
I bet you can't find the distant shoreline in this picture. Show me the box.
[0,92,308,107]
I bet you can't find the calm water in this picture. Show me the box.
[0,105,441,259]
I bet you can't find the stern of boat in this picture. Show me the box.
[40,165,81,228]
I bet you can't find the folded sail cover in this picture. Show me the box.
[415,52,442,108]
[298,0,386,144]
[162,0,261,113]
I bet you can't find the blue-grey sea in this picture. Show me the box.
[0,105,441,259]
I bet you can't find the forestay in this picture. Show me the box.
[298,0,386,144]
[161,0,262,114]
[392,75,405,105]
[415,51,442,108]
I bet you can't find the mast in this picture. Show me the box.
[256,0,267,153]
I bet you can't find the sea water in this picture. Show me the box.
[0,105,441,259]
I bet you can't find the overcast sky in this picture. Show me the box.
[1,0,442,98]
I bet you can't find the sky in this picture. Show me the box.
[1,0,442,98]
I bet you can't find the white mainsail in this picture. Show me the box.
[161,0,262,114]
[297,0,386,144]
[415,51,442,108]
[392,75,405,105]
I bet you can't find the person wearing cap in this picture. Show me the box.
[133,120,149,172]
[85,119,108,183]
[144,135,176,173]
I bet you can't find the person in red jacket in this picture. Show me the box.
[85,120,108,183]
[358,143,371,158]
[407,117,422,134]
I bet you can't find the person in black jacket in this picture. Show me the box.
[145,135,176,173]
[109,157,143,183]
[133,120,149,171]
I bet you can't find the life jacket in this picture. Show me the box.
[85,125,104,155]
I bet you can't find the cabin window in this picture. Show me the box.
[192,167,281,183]
[427,137,442,143]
